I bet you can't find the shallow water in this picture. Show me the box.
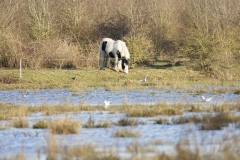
[0,85,239,106]
[0,85,239,159]
[0,111,240,159]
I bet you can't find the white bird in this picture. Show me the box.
[138,73,150,82]
[104,100,110,109]
[23,95,26,98]
[201,96,213,102]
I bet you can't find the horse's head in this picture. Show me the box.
[122,57,130,73]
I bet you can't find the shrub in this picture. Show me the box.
[124,36,155,68]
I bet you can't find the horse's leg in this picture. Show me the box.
[106,55,110,68]
[118,59,123,72]
[114,56,119,72]
[100,51,105,69]
[103,53,108,67]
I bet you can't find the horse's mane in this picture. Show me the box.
[121,41,130,59]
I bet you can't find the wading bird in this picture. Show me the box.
[104,100,110,109]
[138,73,150,82]
[201,96,213,102]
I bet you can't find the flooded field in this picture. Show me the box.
[0,84,240,159]
[0,85,239,106]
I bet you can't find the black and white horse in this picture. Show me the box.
[100,38,130,73]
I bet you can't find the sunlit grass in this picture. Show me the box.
[0,103,29,120]
[49,118,80,134]
[33,118,80,134]
[1,66,238,91]
[33,120,49,129]
[12,117,29,128]
[200,112,240,130]
[111,104,183,117]
[1,102,240,121]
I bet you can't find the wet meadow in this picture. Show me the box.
[0,66,240,160]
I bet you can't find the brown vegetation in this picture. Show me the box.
[114,128,140,137]
[49,118,80,134]
[83,116,111,128]
[0,0,239,79]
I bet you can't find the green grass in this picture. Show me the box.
[1,64,238,90]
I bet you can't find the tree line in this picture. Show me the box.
[0,0,239,79]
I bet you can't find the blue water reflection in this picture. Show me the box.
[0,85,239,106]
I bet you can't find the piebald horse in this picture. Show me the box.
[100,38,130,73]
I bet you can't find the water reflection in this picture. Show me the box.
[0,85,239,106]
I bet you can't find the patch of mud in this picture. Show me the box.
[0,75,18,84]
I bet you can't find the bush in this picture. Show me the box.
[0,32,23,68]
[124,36,155,68]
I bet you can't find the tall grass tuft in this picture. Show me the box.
[117,118,138,126]
[201,112,238,130]
[49,118,80,134]
[12,117,29,128]
[114,128,140,138]
[33,120,50,129]
[116,104,183,117]
[83,116,111,128]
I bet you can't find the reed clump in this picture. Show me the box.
[83,116,111,128]
[49,118,80,134]
[33,118,81,134]
[114,128,140,138]
[114,104,183,117]
[33,120,50,129]
[155,118,169,124]
[0,103,29,120]
[12,117,29,128]
[234,89,240,94]
[117,118,138,126]
[171,116,202,124]
[28,105,98,115]
[201,112,239,130]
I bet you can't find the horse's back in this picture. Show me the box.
[100,38,115,53]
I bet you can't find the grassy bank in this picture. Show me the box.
[0,62,239,90]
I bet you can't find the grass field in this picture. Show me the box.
[1,61,239,91]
